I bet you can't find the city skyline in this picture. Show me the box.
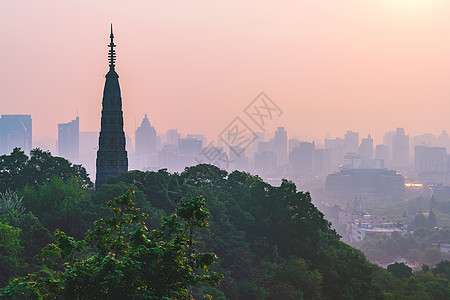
[2,1,450,144]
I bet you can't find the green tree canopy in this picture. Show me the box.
[0,148,92,193]
[1,191,221,299]
[387,262,413,278]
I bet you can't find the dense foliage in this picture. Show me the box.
[1,191,220,299]
[355,227,450,265]
[1,149,450,299]
[0,148,92,193]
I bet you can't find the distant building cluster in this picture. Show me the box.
[4,28,450,201]
[0,114,32,155]
[5,111,450,202]
[339,211,407,243]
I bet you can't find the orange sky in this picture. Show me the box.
[2,0,450,146]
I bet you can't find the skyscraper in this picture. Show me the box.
[165,129,180,146]
[0,114,32,155]
[58,116,79,162]
[392,128,409,169]
[135,114,157,154]
[344,130,359,154]
[289,141,315,176]
[358,134,373,161]
[95,26,128,190]
[375,144,389,162]
[273,127,287,166]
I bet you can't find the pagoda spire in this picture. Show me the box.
[96,25,128,190]
[108,24,116,70]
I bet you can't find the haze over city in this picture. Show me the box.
[2,0,450,145]
[4,1,450,298]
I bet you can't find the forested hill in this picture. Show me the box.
[103,164,380,299]
[1,149,449,299]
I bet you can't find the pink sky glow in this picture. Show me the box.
[2,0,450,146]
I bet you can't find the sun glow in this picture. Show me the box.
[385,0,445,13]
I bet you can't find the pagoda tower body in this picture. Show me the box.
[95,25,128,190]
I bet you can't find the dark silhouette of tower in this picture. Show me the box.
[95,25,128,190]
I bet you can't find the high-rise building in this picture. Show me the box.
[289,141,314,176]
[135,114,157,155]
[383,130,396,157]
[178,138,202,167]
[0,114,32,155]
[345,130,359,154]
[415,146,447,173]
[289,138,301,154]
[254,151,277,172]
[314,148,331,178]
[273,127,287,166]
[186,134,206,146]
[325,137,345,172]
[95,26,128,190]
[229,146,248,171]
[158,144,179,171]
[165,129,180,146]
[392,128,409,169]
[79,131,99,180]
[375,144,389,162]
[58,116,79,162]
[359,134,373,161]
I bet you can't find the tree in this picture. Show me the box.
[428,209,437,228]
[0,222,21,286]
[411,212,427,230]
[0,148,92,193]
[1,190,221,299]
[181,164,228,190]
[423,247,443,265]
[0,148,28,193]
[20,176,94,238]
[387,262,413,278]
[0,191,25,221]
[433,260,450,280]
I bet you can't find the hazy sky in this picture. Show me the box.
[2,0,450,145]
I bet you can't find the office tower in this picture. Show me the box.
[58,116,79,162]
[165,129,180,146]
[0,114,32,155]
[414,133,437,148]
[289,138,301,154]
[437,130,450,151]
[344,130,359,154]
[289,141,315,176]
[135,114,157,155]
[383,130,395,157]
[273,127,287,166]
[79,131,99,179]
[254,151,277,172]
[314,148,331,178]
[229,146,248,171]
[158,144,179,171]
[415,146,447,173]
[375,144,389,162]
[186,134,206,146]
[178,138,202,167]
[358,134,373,161]
[96,26,128,190]
[392,128,409,169]
[325,137,345,172]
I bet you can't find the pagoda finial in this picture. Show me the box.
[108,24,116,70]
